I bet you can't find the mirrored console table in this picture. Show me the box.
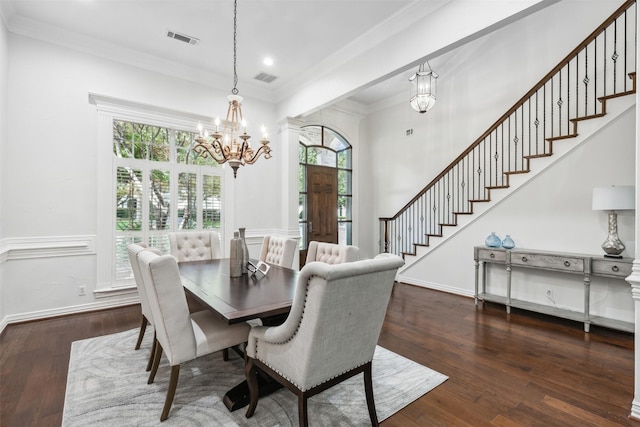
[474,246,633,333]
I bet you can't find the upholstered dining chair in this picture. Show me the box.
[244,253,404,427]
[137,250,251,421]
[259,235,297,268]
[305,241,359,265]
[168,230,222,262]
[127,243,161,371]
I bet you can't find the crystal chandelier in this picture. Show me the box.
[194,0,271,178]
[409,62,438,114]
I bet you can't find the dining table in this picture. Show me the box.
[179,258,299,411]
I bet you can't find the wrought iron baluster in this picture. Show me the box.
[594,32,598,114]
[575,55,579,120]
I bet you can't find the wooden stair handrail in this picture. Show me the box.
[379,0,635,223]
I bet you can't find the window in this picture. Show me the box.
[299,126,352,249]
[112,120,223,284]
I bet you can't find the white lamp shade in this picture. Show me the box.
[410,93,437,113]
[592,185,635,211]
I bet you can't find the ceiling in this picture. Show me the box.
[1,0,558,116]
[0,0,438,108]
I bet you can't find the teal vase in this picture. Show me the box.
[485,232,501,248]
[502,235,515,249]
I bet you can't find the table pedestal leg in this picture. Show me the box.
[223,371,283,411]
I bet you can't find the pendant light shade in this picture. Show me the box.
[409,62,438,114]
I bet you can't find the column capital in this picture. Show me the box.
[278,117,305,134]
[627,260,640,299]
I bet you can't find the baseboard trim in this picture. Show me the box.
[629,400,640,421]
[0,296,140,334]
[396,275,474,298]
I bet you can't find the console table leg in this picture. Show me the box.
[584,274,591,333]
[474,260,479,305]
[506,264,512,314]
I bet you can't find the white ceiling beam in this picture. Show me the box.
[276,0,557,120]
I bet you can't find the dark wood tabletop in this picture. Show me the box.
[179,258,298,324]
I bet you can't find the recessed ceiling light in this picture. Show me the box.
[263,57,274,67]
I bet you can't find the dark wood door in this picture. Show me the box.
[301,165,337,267]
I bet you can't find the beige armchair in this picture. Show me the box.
[137,250,250,421]
[244,253,404,426]
[305,241,359,265]
[259,235,297,268]
[168,230,222,262]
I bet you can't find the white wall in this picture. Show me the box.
[5,35,279,237]
[0,10,9,326]
[407,107,635,323]
[1,33,283,324]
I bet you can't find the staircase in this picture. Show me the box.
[379,0,637,268]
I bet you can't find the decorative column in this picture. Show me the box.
[278,117,304,270]
[629,5,640,419]
[630,277,640,420]
[94,107,116,291]
[630,140,640,419]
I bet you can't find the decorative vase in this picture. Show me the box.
[485,232,501,248]
[238,227,249,274]
[229,231,243,278]
[502,235,515,249]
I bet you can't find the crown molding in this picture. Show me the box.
[88,92,216,130]
[5,14,275,103]
[0,0,15,29]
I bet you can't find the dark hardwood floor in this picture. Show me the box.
[0,283,636,426]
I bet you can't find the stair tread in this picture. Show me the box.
[547,134,577,142]
[524,154,552,159]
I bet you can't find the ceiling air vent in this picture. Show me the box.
[166,30,200,46]
[254,72,278,84]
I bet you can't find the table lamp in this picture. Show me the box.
[592,185,635,258]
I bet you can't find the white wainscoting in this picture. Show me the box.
[0,235,129,333]
[0,230,301,333]
[1,235,96,260]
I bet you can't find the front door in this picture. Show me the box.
[301,164,337,267]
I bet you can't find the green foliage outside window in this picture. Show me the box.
[113,119,223,281]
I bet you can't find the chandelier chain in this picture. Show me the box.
[232,0,238,95]
[193,0,271,178]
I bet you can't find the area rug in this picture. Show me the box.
[62,328,447,426]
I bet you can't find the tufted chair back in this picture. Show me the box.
[244,253,405,425]
[259,235,297,268]
[305,241,359,266]
[168,230,222,262]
